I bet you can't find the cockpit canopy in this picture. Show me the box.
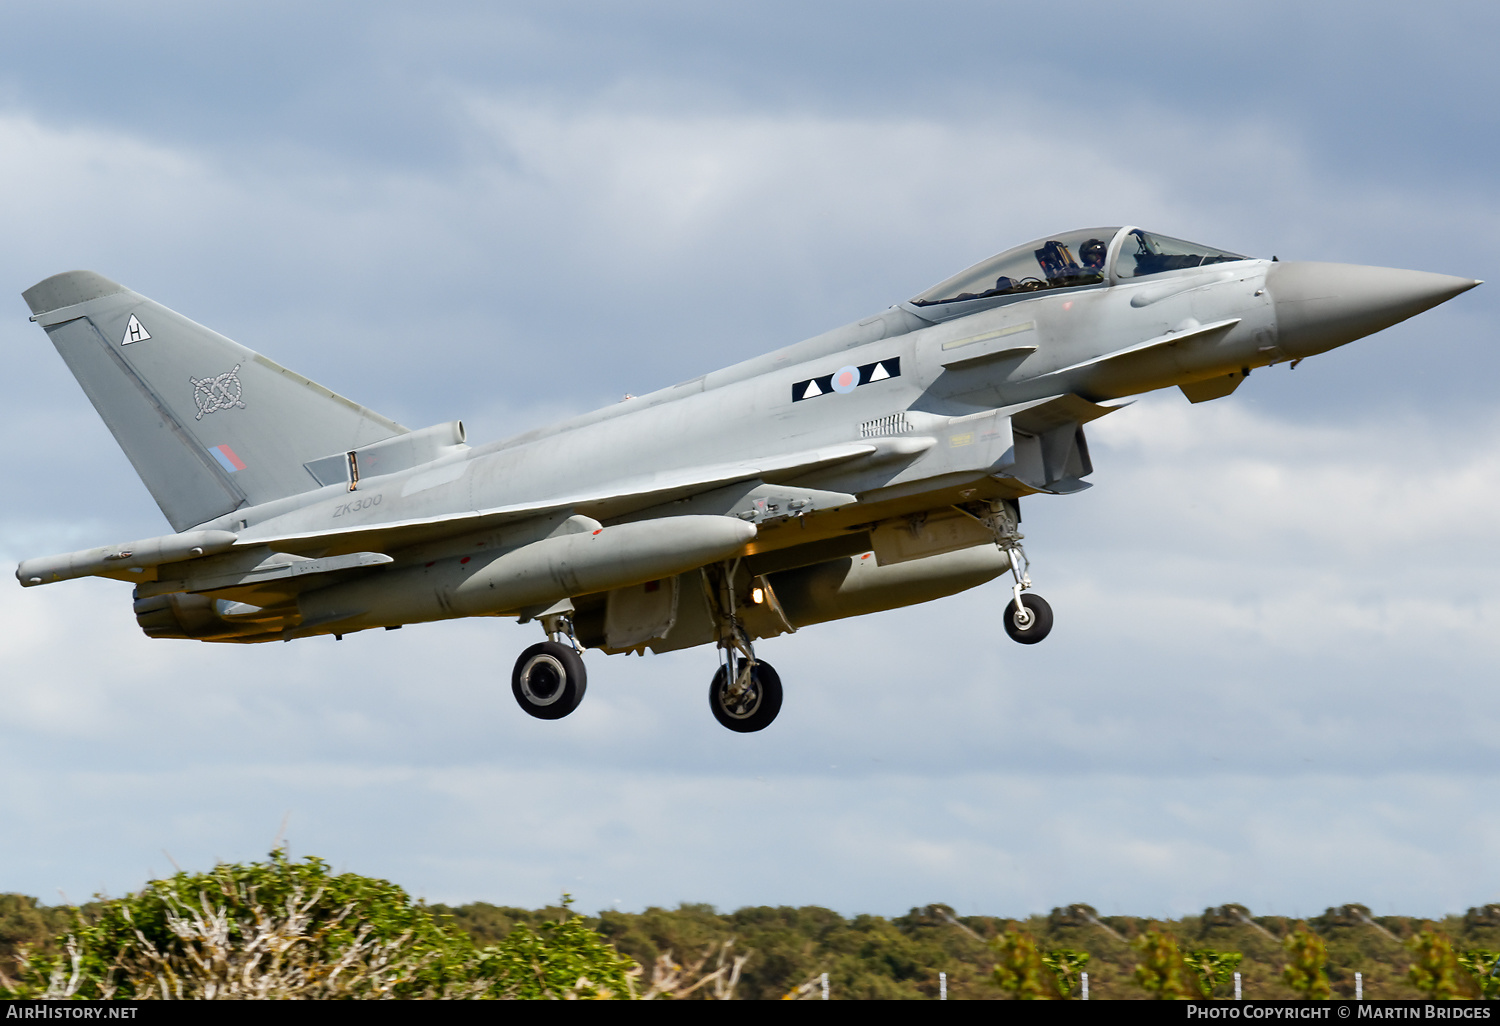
[910,227,1252,307]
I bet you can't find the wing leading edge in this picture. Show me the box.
[17,441,874,589]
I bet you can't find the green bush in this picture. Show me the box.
[1041,948,1089,998]
[1407,932,1467,1000]
[991,931,1058,999]
[1456,949,1500,1000]
[0,852,635,1000]
[1133,930,1192,999]
[1282,928,1331,1000]
[1184,949,1242,999]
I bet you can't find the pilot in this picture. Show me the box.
[1079,238,1108,272]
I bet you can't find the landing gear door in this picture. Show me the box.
[604,578,680,649]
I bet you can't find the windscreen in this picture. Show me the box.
[1115,229,1251,278]
[911,228,1120,306]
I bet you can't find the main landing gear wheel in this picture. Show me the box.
[709,659,783,733]
[1004,593,1054,645]
[512,641,587,719]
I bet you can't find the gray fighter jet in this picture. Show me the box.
[16,227,1479,731]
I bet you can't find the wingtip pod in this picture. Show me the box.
[22,270,129,317]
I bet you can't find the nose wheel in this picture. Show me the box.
[1003,593,1053,644]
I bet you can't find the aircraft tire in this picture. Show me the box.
[1003,593,1053,645]
[512,641,587,720]
[709,659,783,733]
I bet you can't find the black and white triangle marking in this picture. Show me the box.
[792,358,900,402]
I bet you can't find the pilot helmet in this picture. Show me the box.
[1079,238,1108,269]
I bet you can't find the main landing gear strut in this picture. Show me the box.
[511,606,588,720]
[507,573,788,731]
[987,501,1053,645]
[704,561,783,732]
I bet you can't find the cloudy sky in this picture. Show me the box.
[1,1,1497,919]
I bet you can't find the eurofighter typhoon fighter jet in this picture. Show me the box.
[16,227,1479,731]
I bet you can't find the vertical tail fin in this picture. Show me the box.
[24,271,407,531]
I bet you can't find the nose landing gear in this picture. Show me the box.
[512,605,588,720]
[986,500,1054,645]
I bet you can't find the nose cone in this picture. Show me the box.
[1268,262,1480,357]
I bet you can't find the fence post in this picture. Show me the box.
[1356,972,1363,1000]
[1081,971,1089,1000]
[1234,971,1242,1000]
[939,971,947,1000]
[821,972,829,1000]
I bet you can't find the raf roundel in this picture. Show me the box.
[831,365,859,394]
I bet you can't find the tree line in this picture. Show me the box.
[2,854,1497,999]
